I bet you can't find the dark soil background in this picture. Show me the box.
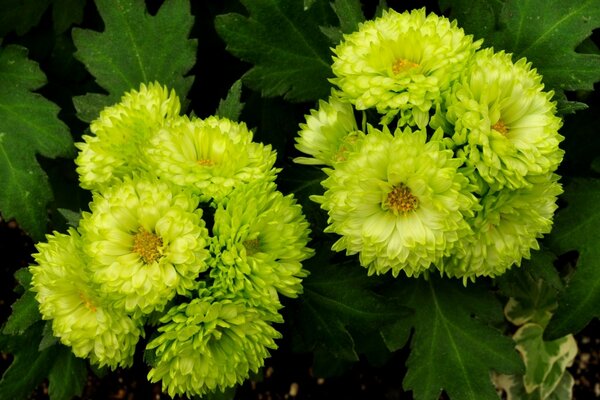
[2,217,599,399]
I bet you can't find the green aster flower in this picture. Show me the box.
[79,177,210,316]
[75,82,181,191]
[211,179,314,301]
[147,291,282,397]
[294,95,364,166]
[146,115,278,203]
[314,125,477,277]
[443,173,562,282]
[331,8,480,127]
[30,228,142,369]
[443,48,564,190]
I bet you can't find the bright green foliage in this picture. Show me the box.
[397,277,524,400]
[216,80,245,122]
[292,252,409,362]
[0,45,73,241]
[546,178,600,339]
[72,0,197,121]
[214,0,334,102]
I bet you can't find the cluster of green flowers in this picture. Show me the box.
[29,83,313,397]
[295,8,564,282]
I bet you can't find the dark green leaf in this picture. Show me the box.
[39,322,58,351]
[216,80,244,122]
[0,324,57,399]
[48,345,87,400]
[438,0,500,39]
[52,0,86,34]
[72,0,197,121]
[3,291,40,335]
[488,0,600,107]
[398,277,524,400]
[545,178,600,338]
[331,0,364,34]
[0,45,73,241]
[0,0,51,36]
[14,268,33,290]
[290,250,410,362]
[57,208,82,228]
[215,0,334,102]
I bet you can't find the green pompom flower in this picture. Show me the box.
[79,177,210,316]
[314,126,477,277]
[294,96,363,166]
[211,179,313,301]
[331,8,480,127]
[75,82,181,191]
[30,229,142,369]
[146,115,278,203]
[147,291,282,397]
[443,173,562,282]
[442,48,564,190]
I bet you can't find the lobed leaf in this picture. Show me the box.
[396,277,524,400]
[2,291,40,335]
[48,345,88,400]
[215,0,334,102]
[72,0,197,121]
[216,80,245,122]
[545,178,600,338]
[0,45,73,241]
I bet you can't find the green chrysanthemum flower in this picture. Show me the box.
[294,96,363,166]
[75,82,181,191]
[211,179,314,301]
[314,126,477,277]
[79,177,210,316]
[443,173,562,282]
[442,48,564,190]
[30,229,142,369]
[146,115,278,203]
[331,8,480,127]
[147,291,282,397]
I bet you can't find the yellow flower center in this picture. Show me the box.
[132,228,163,264]
[386,183,419,214]
[197,159,215,166]
[243,238,260,256]
[392,58,419,75]
[492,120,509,135]
[79,292,97,313]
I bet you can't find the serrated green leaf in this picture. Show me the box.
[0,0,52,36]
[215,0,334,102]
[72,0,197,121]
[331,0,364,34]
[0,45,73,241]
[48,345,87,400]
[216,80,244,122]
[489,0,600,106]
[14,268,33,290]
[438,0,500,40]
[545,178,600,339]
[52,0,86,34]
[57,207,82,228]
[0,323,57,399]
[3,290,40,335]
[290,250,409,362]
[39,322,58,351]
[399,277,524,400]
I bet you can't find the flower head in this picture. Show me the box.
[442,48,564,189]
[146,116,278,203]
[294,96,363,166]
[147,291,282,397]
[30,229,142,369]
[314,126,477,277]
[211,179,313,300]
[443,173,562,282]
[331,8,480,127]
[75,82,181,191]
[79,177,210,316]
